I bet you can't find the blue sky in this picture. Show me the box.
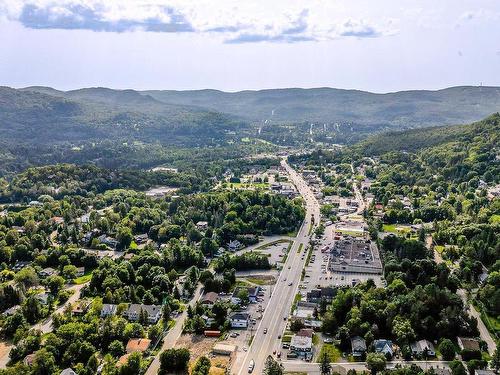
[1,0,499,92]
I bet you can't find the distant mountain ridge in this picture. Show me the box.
[1,85,499,147]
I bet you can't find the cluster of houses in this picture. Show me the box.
[198,286,263,330]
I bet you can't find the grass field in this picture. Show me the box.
[316,343,341,362]
[73,273,92,284]
[297,243,304,253]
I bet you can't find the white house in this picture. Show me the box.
[125,304,162,324]
[229,312,249,328]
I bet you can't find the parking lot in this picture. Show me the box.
[299,234,383,299]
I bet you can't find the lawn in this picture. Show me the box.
[316,343,341,362]
[73,273,92,284]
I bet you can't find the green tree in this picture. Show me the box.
[32,348,57,375]
[319,350,332,375]
[192,356,211,375]
[264,355,284,375]
[366,353,386,375]
[14,267,39,289]
[108,340,125,357]
[119,351,142,375]
[159,348,190,373]
[45,275,65,296]
[450,360,467,375]
[438,339,456,361]
[491,348,500,372]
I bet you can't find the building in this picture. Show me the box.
[75,267,85,277]
[101,304,118,318]
[475,370,496,375]
[290,329,313,356]
[97,234,118,249]
[373,339,394,358]
[306,287,337,304]
[201,292,219,307]
[72,300,91,316]
[126,338,151,353]
[457,337,480,352]
[227,240,243,252]
[196,221,209,231]
[231,286,260,305]
[410,339,435,357]
[2,305,21,317]
[134,234,149,244]
[13,260,31,272]
[39,267,56,277]
[60,369,77,375]
[229,312,249,328]
[351,336,367,358]
[35,292,51,305]
[125,304,162,324]
[212,343,236,356]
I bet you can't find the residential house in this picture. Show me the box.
[201,292,219,307]
[229,312,249,328]
[351,336,367,358]
[134,234,149,244]
[24,354,36,366]
[60,369,77,375]
[35,292,51,305]
[75,267,85,277]
[410,339,435,357]
[13,260,31,272]
[201,315,215,327]
[196,221,209,231]
[457,337,480,352]
[373,339,394,358]
[72,300,91,316]
[97,234,118,249]
[231,286,260,305]
[227,240,243,252]
[2,305,21,317]
[306,287,336,304]
[290,329,313,356]
[39,267,56,277]
[125,304,162,324]
[101,304,118,318]
[125,338,151,353]
[475,370,496,375]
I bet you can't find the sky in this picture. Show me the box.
[1,0,499,92]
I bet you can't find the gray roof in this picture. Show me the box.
[229,312,249,321]
[60,369,77,375]
[127,304,161,316]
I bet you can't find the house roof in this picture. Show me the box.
[291,334,312,348]
[230,312,249,321]
[411,339,435,353]
[457,337,480,351]
[60,369,77,375]
[373,339,393,355]
[351,336,367,351]
[296,328,314,338]
[127,304,161,316]
[126,338,151,353]
[201,292,219,304]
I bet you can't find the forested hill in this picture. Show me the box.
[143,86,500,127]
[2,85,500,148]
[0,86,247,146]
[352,112,500,155]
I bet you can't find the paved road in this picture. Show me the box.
[283,360,452,375]
[236,158,321,375]
[145,285,203,375]
[457,289,497,356]
[429,234,497,356]
[0,282,87,368]
[233,235,298,257]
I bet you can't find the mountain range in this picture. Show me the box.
[1,85,500,147]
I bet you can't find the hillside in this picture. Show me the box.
[353,112,500,155]
[0,86,247,145]
[143,86,500,128]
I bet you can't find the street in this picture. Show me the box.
[236,158,321,375]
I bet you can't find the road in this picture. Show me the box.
[236,158,320,375]
[429,236,497,356]
[145,284,203,375]
[0,282,87,368]
[283,360,452,375]
[457,289,497,356]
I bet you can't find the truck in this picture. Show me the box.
[248,360,255,373]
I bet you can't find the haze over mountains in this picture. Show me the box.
[1,85,500,147]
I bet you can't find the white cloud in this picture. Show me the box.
[0,0,396,42]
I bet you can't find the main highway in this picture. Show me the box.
[236,158,321,374]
